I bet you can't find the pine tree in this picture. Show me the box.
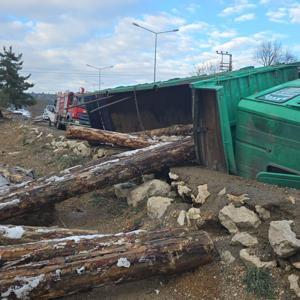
[0,46,35,109]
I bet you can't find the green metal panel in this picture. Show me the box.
[235,79,300,180]
[192,63,300,174]
[257,172,300,189]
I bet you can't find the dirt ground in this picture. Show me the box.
[1,114,300,300]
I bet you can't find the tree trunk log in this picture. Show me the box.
[66,126,155,149]
[0,228,215,299]
[0,137,195,221]
[0,225,98,245]
[135,124,193,137]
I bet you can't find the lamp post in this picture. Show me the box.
[132,22,179,82]
[86,64,114,91]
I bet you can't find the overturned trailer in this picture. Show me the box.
[83,63,300,188]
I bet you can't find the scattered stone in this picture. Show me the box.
[142,173,155,183]
[177,210,186,226]
[147,196,173,219]
[93,148,107,159]
[168,172,179,181]
[226,193,249,205]
[36,132,43,139]
[46,133,54,138]
[186,207,201,220]
[288,196,296,205]
[127,179,171,207]
[255,205,270,220]
[231,232,258,247]
[288,274,300,298]
[239,249,276,269]
[177,182,193,198]
[268,220,300,258]
[221,250,236,265]
[218,204,261,234]
[114,182,137,199]
[218,187,226,196]
[75,143,91,157]
[290,254,300,270]
[193,184,210,204]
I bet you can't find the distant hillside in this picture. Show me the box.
[31,92,56,105]
[29,93,56,117]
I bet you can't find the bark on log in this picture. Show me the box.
[0,228,215,299]
[66,126,154,149]
[0,137,195,221]
[135,124,193,137]
[0,225,97,245]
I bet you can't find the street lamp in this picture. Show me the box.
[132,22,179,82]
[86,64,114,91]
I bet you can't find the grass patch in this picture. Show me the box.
[243,267,275,299]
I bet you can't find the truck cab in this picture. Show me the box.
[235,80,300,187]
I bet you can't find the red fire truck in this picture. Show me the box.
[50,89,89,129]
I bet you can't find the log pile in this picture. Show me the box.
[66,126,155,149]
[0,227,214,299]
[0,125,210,299]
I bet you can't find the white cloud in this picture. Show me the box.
[259,0,271,4]
[186,3,201,13]
[289,4,300,23]
[266,7,288,23]
[234,13,256,22]
[209,29,238,39]
[219,0,256,16]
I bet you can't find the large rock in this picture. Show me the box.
[127,179,171,207]
[231,232,258,247]
[218,204,261,233]
[268,220,300,258]
[239,249,276,269]
[147,197,173,219]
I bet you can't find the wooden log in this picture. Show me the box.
[0,228,215,299]
[135,124,193,137]
[66,126,154,149]
[0,137,195,221]
[0,225,97,245]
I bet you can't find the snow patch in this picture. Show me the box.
[0,199,20,210]
[117,257,131,268]
[1,274,45,299]
[0,225,25,239]
[45,175,67,183]
[116,143,168,158]
[76,266,85,275]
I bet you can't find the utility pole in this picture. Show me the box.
[86,64,114,91]
[132,22,179,82]
[216,51,233,72]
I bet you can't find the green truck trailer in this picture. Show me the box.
[84,63,300,188]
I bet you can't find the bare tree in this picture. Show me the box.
[280,50,298,64]
[254,40,282,66]
[254,40,298,66]
[195,62,219,76]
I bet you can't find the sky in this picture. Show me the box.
[0,0,299,93]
